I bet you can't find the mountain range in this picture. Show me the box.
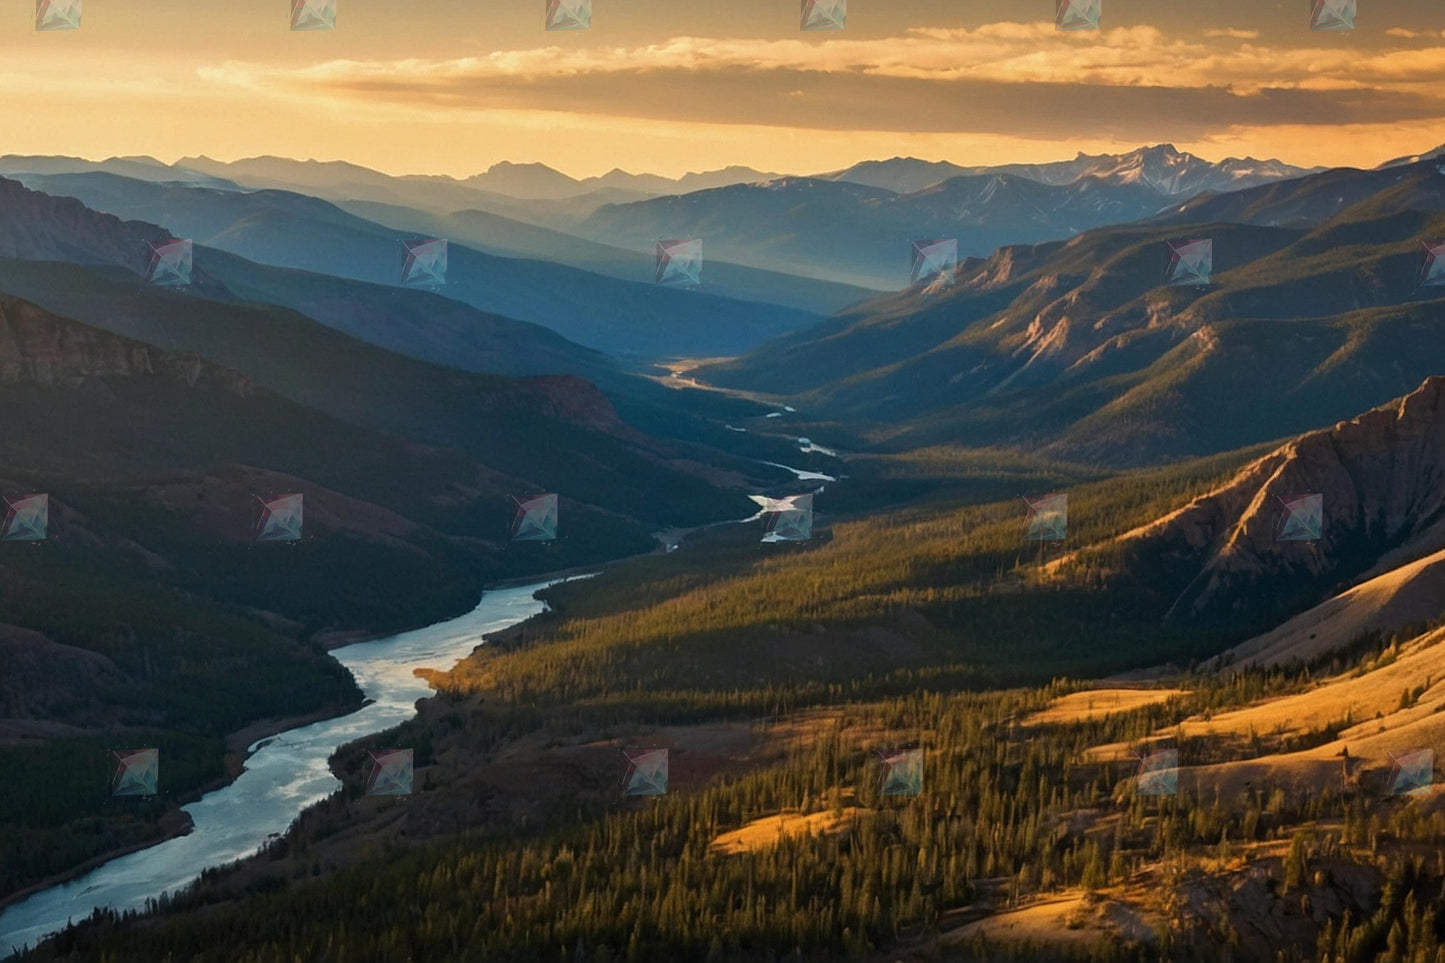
[0,145,1314,297]
[698,156,1445,466]
[577,146,1317,289]
[7,134,1445,963]
[0,173,826,359]
[826,144,1319,197]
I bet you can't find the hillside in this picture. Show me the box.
[697,158,1445,466]
[579,146,1314,290]
[1093,376,1445,629]
[0,297,513,902]
[24,378,1445,963]
[579,174,1171,289]
[3,173,824,358]
[0,257,751,529]
[332,197,875,315]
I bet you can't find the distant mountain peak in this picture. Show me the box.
[1376,143,1445,169]
[830,144,1308,197]
[484,160,567,174]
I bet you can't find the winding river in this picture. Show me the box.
[0,578,575,958]
[0,451,841,957]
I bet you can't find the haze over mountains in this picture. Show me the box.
[701,155,1445,467]
[825,146,1319,197]
[0,144,1316,295]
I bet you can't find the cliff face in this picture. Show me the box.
[0,176,168,270]
[1115,376,1445,619]
[0,296,252,395]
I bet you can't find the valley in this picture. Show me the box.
[3,128,1445,963]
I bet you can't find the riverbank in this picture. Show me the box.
[0,806,194,916]
[0,579,572,956]
[0,696,372,918]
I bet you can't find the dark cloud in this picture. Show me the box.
[326,67,1445,141]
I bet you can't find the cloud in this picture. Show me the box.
[194,23,1445,143]
[1382,28,1445,39]
[1204,28,1259,39]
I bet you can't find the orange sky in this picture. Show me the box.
[7,2,1445,177]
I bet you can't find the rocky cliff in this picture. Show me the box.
[0,176,168,270]
[0,296,252,395]
[1113,376,1445,620]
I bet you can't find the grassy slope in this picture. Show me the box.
[0,262,739,529]
[450,446,1267,711]
[17,439,1445,962]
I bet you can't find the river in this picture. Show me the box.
[0,578,577,958]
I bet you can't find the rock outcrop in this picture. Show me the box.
[0,296,252,396]
[1115,376,1445,619]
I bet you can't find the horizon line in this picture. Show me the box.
[0,139,1361,185]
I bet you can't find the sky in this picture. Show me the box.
[7,0,1445,178]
